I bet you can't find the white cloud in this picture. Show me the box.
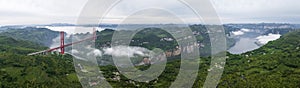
[232,31,244,36]
[103,46,150,57]
[241,28,250,32]
[256,33,281,44]
[71,49,79,54]
[87,49,102,57]
[231,28,251,36]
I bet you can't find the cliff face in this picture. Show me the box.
[165,49,180,57]
[164,43,198,57]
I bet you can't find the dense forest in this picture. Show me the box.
[0,27,300,87]
[218,31,300,87]
[95,25,236,57]
[0,35,81,87]
[93,31,300,87]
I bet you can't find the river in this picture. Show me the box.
[227,29,281,54]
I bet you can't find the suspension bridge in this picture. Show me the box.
[28,28,97,56]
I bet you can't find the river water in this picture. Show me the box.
[227,29,281,54]
[228,37,260,54]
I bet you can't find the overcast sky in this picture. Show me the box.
[0,0,300,25]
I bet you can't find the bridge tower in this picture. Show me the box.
[93,28,97,42]
[60,31,65,54]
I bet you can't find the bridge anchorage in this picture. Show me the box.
[28,28,97,56]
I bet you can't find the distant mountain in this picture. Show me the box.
[226,23,295,29]
[44,23,76,26]
[0,27,59,47]
[262,28,299,35]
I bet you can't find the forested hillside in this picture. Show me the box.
[219,31,300,87]
[0,30,300,87]
[0,27,59,46]
[98,30,300,87]
[0,36,81,88]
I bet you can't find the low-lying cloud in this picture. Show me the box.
[256,33,281,44]
[71,45,150,58]
[231,28,251,36]
[103,46,150,57]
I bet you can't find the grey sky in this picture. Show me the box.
[0,0,299,25]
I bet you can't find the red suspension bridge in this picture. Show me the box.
[28,28,97,56]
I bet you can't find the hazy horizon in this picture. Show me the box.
[1,0,300,25]
[0,22,298,26]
